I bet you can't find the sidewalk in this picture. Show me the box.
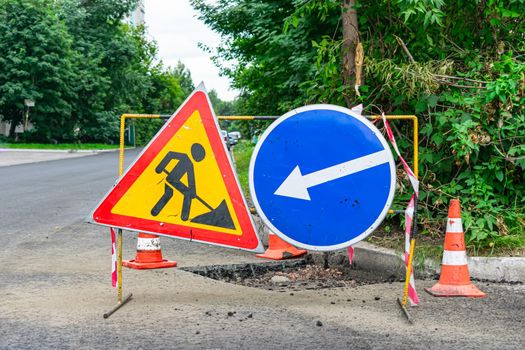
[0,148,117,167]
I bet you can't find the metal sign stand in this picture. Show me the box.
[103,112,420,321]
[102,116,135,319]
[103,229,133,318]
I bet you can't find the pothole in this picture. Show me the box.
[182,255,401,291]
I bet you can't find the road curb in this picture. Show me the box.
[0,147,126,153]
[247,216,525,283]
[0,147,136,167]
[467,256,525,283]
[345,241,525,283]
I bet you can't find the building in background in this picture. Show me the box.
[128,0,145,27]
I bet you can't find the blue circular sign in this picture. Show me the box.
[249,105,396,251]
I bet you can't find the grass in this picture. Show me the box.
[470,233,525,257]
[0,143,119,150]
[367,225,445,263]
[232,140,255,198]
[368,222,525,260]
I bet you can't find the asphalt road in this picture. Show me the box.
[0,151,524,349]
[0,150,124,243]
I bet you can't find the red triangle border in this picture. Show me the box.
[92,90,262,252]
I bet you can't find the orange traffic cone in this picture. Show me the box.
[426,199,486,297]
[123,233,177,269]
[256,232,307,260]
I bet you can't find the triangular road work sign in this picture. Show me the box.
[92,85,263,253]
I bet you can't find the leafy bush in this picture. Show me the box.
[418,54,525,249]
[194,0,525,253]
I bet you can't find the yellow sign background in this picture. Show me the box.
[111,110,241,235]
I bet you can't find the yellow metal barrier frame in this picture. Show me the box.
[119,114,418,178]
[115,113,419,309]
[119,114,162,175]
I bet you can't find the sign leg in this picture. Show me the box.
[399,196,418,323]
[103,293,132,319]
[103,229,133,318]
[118,229,123,302]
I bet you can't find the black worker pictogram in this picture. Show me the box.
[150,143,235,230]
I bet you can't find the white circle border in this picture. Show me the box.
[248,104,396,251]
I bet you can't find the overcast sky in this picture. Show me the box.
[144,0,237,101]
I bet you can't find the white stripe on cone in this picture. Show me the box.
[446,218,463,233]
[442,250,468,266]
[137,237,161,251]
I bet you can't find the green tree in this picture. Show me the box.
[172,61,195,96]
[59,0,149,143]
[134,66,188,146]
[208,89,235,116]
[143,66,185,114]
[192,0,339,114]
[1,0,194,145]
[0,0,77,140]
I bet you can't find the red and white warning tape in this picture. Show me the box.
[403,195,419,305]
[110,228,117,288]
[346,109,420,307]
[347,246,355,265]
[382,113,420,306]
[381,115,419,195]
[346,107,420,304]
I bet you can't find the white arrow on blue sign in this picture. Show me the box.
[249,104,396,251]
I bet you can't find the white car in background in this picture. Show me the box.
[221,130,240,148]
[229,131,241,141]
[220,130,230,149]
